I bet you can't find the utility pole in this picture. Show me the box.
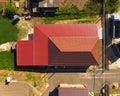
[102,0,106,72]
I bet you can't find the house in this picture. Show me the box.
[58,84,89,96]
[29,0,59,15]
[17,24,100,66]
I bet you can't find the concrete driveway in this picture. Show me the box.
[0,82,33,96]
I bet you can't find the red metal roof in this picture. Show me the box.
[59,88,89,96]
[17,40,33,66]
[17,24,100,66]
[33,26,48,66]
[49,37,98,52]
[35,24,98,37]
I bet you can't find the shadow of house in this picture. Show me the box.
[108,43,120,63]
[14,65,89,73]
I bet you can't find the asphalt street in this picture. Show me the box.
[42,69,120,96]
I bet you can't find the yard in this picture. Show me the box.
[0,51,14,70]
[0,16,19,70]
[0,16,33,70]
[0,16,19,44]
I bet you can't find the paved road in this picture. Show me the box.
[42,69,120,96]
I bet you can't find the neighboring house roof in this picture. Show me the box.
[58,84,89,96]
[17,24,100,66]
[58,87,89,96]
[39,0,59,7]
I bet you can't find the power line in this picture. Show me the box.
[102,0,106,72]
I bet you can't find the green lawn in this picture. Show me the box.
[43,13,86,24]
[0,16,19,44]
[0,51,14,70]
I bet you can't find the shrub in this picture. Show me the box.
[4,3,18,19]
[26,73,35,80]
[57,5,80,15]
[83,0,102,16]
[84,0,120,15]
[106,0,120,13]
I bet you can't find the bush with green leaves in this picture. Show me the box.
[83,0,102,16]
[106,0,120,13]
[4,3,18,19]
[43,5,91,24]
[57,5,80,15]
[84,0,120,16]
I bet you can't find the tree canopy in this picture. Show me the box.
[84,0,120,15]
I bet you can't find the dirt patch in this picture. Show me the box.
[0,42,16,51]
[17,20,33,40]
[54,17,97,24]
[0,70,48,96]
[55,19,80,24]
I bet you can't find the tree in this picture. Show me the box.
[106,0,120,13]
[84,0,120,16]
[4,3,18,19]
[83,0,102,16]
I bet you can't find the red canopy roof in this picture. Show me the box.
[17,24,100,66]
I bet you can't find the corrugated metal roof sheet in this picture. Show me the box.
[49,37,98,52]
[35,24,98,37]
[17,40,33,66]
[33,26,48,66]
